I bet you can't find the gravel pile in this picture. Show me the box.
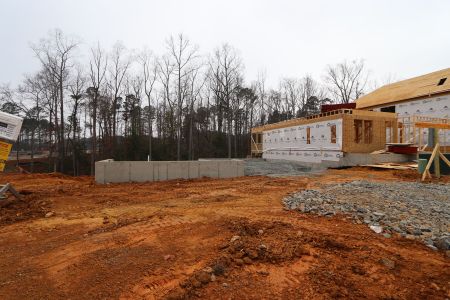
[283,180,450,251]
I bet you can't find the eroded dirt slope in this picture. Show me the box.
[0,169,448,299]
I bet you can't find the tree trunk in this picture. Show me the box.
[30,129,35,173]
[148,115,152,161]
[59,80,65,173]
[90,95,97,175]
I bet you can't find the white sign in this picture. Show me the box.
[0,111,23,142]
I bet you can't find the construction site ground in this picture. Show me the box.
[0,168,449,299]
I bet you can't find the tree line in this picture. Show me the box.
[0,29,370,175]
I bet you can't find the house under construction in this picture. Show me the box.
[251,68,450,167]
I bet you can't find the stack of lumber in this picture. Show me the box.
[362,162,418,170]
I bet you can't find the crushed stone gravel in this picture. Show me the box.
[283,180,450,250]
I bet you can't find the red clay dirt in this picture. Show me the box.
[0,169,448,299]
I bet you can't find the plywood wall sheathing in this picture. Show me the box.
[342,113,397,153]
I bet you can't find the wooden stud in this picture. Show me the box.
[434,129,440,178]
[422,143,439,181]
[439,152,450,167]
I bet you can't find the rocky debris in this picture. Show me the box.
[283,180,450,250]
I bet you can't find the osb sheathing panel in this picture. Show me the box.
[356,68,450,109]
[342,114,398,153]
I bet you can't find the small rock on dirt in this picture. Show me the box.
[369,225,383,234]
[230,235,240,243]
[45,212,55,218]
[257,270,269,276]
[380,258,396,270]
[243,257,252,264]
[164,254,175,261]
[351,265,366,275]
[434,237,450,250]
[196,271,211,284]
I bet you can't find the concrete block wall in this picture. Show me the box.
[95,159,245,184]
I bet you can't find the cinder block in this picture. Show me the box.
[156,162,168,181]
[236,160,245,177]
[218,161,237,178]
[199,161,219,178]
[188,161,200,179]
[130,161,154,182]
[95,161,106,184]
[104,161,130,183]
[167,161,189,180]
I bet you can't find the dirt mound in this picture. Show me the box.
[165,218,449,300]
[165,219,313,299]
[0,194,50,225]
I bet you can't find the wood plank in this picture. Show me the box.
[415,122,450,129]
[439,152,450,167]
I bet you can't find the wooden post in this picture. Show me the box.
[434,129,440,178]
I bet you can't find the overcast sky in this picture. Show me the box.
[1,0,449,89]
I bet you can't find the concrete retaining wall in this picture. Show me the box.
[95,159,245,184]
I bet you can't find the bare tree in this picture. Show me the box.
[157,54,175,141]
[186,64,206,160]
[209,44,243,158]
[68,65,86,175]
[31,29,79,171]
[280,78,301,118]
[88,43,108,175]
[254,70,267,125]
[167,33,199,160]
[325,59,368,104]
[108,41,132,155]
[139,49,158,160]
